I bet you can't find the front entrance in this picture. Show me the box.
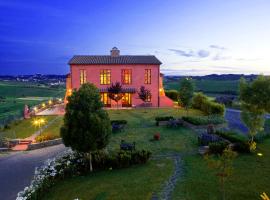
[122,93,132,107]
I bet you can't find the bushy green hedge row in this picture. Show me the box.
[165,90,179,101]
[192,93,225,116]
[215,130,250,153]
[155,116,174,122]
[110,120,127,125]
[182,115,226,125]
[92,150,151,169]
[209,141,229,154]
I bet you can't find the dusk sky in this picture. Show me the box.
[0,0,270,75]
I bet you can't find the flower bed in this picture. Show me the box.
[16,149,151,200]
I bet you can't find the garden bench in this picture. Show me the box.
[120,140,136,151]
[112,123,125,132]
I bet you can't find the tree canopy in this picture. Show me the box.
[179,78,195,111]
[61,83,111,153]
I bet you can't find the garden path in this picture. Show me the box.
[151,153,183,200]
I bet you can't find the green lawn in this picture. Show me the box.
[42,158,174,200]
[18,108,270,200]
[173,139,270,200]
[0,116,58,139]
[38,116,64,138]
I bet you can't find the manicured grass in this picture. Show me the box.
[107,108,201,154]
[0,116,58,139]
[41,158,174,200]
[38,116,63,139]
[173,139,270,200]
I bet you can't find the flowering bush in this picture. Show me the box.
[16,149,87,200]
[16,149,151,200]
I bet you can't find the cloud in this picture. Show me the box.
[168,49,195,57]
[169,49,210,58]
[198,50,210,58]
[209,45,226,50]
[212,53,231,61]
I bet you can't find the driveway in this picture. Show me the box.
[225,108,270,134]
[0,144,66,200]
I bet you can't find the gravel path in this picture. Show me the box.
[151,153,182,200]
[0,144,66,200]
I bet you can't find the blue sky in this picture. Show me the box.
[0,0,270,75]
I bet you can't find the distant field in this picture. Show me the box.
[0,81,65,98]
[0,81,65,125]
[164,79,239,96]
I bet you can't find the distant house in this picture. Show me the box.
[65,47,173,108]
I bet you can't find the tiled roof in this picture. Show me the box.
[68,55,162,65]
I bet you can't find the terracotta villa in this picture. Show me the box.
[65,47,173,108]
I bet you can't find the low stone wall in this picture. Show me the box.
[27,138,62,150]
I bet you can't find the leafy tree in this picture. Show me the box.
[240,76,270,112]
[138,86,152,105]
[179,78,195,114]
[240,76,270,142]
[60,83,111,171]
[108,82,124,109]
[241,104,265,142]
[205,147,237,200]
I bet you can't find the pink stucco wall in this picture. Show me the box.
[70,64,161,107]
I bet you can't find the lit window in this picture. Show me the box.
[144,69,151,84]
[100,69,111,85]
[145,94,151,102]
[100,93,111,107]
[80,69,87,85]
[121,69,132,84]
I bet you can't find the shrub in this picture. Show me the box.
[198,133,222,146]
[232,142,250,153]
[215,130,250,153]
[17,149,151,200]
[192,92,208,109]
[155,116,175,126]
[182,115,225,125]
[192,93,225,116]
[153,133,160,140]
[155,116,174,121]
[215,130,248,143]
[110,120,127,125]
[165,90,179,101]
[201,100,225,116]
[209,141,229,154]
[35,134,59,143]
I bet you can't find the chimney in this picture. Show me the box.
[110,47,120,57]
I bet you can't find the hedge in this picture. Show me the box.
[165,90,179,101]
[192,93,225,116]
[182,115,225,125]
